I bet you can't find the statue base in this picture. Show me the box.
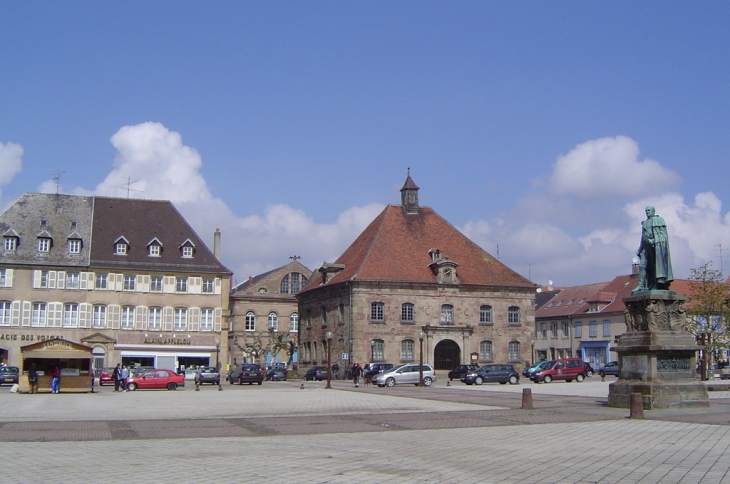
[608,294,708,409]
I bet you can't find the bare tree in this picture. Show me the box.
[687,262,730,380]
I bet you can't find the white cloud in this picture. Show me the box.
[37,122,383,282]
[461,137,729,286]
[0,142,23,198]
[549,136,681,201]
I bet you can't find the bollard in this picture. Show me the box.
[629,392,644,419]
[300,383,305,389]
[446,381,451,387]
[521,387,533,409]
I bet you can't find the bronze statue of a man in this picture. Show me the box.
[633,205,674,293]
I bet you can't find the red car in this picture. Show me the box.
[127,369,185,390]
[98,367,116,386]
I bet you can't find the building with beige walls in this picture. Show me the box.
[228,260,310,368]
[0,193,231,373]
[297,174,536,374]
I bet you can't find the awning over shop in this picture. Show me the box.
[20,337,93,360]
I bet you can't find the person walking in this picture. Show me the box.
[332,363,340,380]
[352,362,362,388]
[113,363,122,392]
[50,365,61,394]
[27,363,38,394]
[120,365,130,392]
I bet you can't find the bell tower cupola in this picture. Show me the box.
[400,168,420,214]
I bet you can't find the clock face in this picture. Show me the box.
[444,268,452,277]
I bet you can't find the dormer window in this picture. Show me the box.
[114,236,130,255]
[428,248,441,263]
[3,237,17,251]
[68,239,81,254]
[147,237,163,257]
[37,238,51,252]
[179,239,195,258]
[589,303,599,312]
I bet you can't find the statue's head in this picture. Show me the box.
[645,205,656,217]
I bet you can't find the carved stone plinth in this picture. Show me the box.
[608,291,709,409]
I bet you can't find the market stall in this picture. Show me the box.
[19,338,93,393]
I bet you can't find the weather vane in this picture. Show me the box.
[289,255,301,261]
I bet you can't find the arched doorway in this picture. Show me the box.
[434,339,461,370]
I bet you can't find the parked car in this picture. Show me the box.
[531,358,587,383]
[371,364,436,387]
[304,366,329,381]
[196,366,220,385]
[364,363,395,382]
[132,366,154,377]
[523,361,551,378]
[229,364,264,385]
[184,369,198,381]
[98,367,116,386]
[599,361,620,378]
[448,364,479,381]
[461,364,520,385]
[0,366,19,385]
[126,369,185,390]
[584,361,595,377]
[266,368,288,381]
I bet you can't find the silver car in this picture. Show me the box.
[371,364,436,387]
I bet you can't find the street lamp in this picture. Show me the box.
[418,331,425,387]
[325,331,333,389]
[370,340,375,362]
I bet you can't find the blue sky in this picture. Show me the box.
[1,2,729,287]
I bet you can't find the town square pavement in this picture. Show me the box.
[1,378,729,483]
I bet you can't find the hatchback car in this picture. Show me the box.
[461,364,519,385]
[448,364,480,381]
[126,369,185,391]
[599,361,620,378]
[98,367,116,386]
[304,366,329,381]
[0,366,19,385]
[363,363,395,382]
[523,361,551,378]
[266,368,288,381]
[196,366,220,385]
[371,364,436,387]
[531,358,587,383]
[230,364,264,385]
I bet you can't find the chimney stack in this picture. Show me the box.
[213,228,221,260]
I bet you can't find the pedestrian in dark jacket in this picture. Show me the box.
[113,364,123,392]
[352,362,363,387]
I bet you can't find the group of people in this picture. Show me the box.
[24,363,60,394]
[328,362,364,387]
[112,363,130,392]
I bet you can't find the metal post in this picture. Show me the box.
[418,331,425,387]
[325,332,333,389]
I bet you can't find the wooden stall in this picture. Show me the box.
[19,338,93,393]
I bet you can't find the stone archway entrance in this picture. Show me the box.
[434,339,460,370]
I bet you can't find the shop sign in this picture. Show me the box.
[143,337,192,346]
[43,339,74,350]
[0,334,63,342]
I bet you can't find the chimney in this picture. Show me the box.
[213,228,221,259]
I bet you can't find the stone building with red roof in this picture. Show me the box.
[297,174,536,373]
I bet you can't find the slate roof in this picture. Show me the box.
[0,193,93,266]
[302,203,534,291]
[90,197,230,274]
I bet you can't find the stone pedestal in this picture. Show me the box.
[608,292,709,409]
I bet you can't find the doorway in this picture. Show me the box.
[434,339,461,370]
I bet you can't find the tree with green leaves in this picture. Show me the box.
[687,262,730,380]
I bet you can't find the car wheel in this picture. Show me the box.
[167,383,177,390]
[509,375,519,385]
[98,381,103,386]
[544,375,552,383]
[475,376,483,385]
[423,377,433,386]
[127,382,137,391]
[576,374,585,382]
[229,379,234,385]
[385,377,396,387]
[258,381,262,385]
[599,371,605,378]
[586,370,593,377]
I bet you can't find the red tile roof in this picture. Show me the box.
[302,204,534,290]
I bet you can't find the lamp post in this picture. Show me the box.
[325,331,333,389]
[530,340,535,366]
[215,342,220,369]
[370,340,375,362]
[418,331,425,387]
